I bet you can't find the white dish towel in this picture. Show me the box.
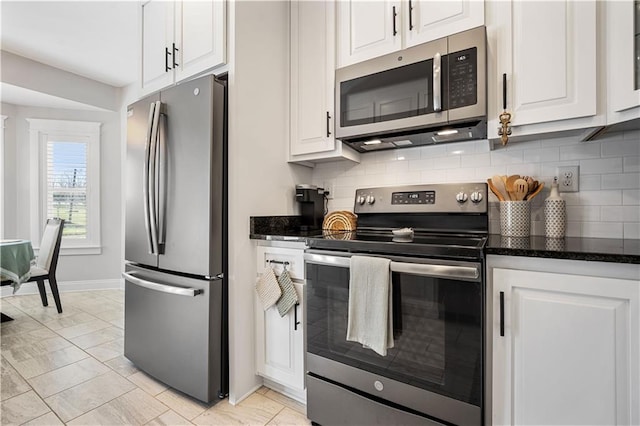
[346,255,394,356]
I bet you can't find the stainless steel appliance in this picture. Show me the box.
[305,183,487,425]
[295,184,326,232]
[335,26,487,152]
[124,74,228,403]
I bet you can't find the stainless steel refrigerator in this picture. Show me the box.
[123,74,228,403]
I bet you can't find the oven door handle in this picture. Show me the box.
[304,253,479,280]
[390,261,479,280]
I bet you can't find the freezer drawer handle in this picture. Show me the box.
[122,272,203,297]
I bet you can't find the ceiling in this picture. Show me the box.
[1,82,107,111]
[0,1,138,88]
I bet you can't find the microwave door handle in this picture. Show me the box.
[433,53,442,112]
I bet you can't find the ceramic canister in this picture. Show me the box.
[500,200,531,237]
[544,177,566,238]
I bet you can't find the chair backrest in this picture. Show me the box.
[36,218,65,271]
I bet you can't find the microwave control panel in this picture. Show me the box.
[448,47,477,110]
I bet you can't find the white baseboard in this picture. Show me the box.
[1,278,123,298]
[229,382,263,406]
[263,378,307,404]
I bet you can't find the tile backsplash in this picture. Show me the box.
[311,130,640,239]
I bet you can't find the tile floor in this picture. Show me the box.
[1,289,311,425]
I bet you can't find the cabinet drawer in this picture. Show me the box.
[256,246,305,282]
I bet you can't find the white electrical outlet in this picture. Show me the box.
[323,181,335,199]
[556,166,579,192]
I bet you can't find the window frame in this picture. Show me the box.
[27,119,102,255]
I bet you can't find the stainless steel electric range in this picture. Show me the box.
[304,183,488,426]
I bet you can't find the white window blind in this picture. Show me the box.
[46,140,88,240]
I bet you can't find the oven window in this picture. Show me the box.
[306,263,482,406]
[339,58,448,128]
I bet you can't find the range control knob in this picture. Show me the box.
[456,192,468,203]
[366,195,376,205]
[357,195,366,205]
[470,191,483,204]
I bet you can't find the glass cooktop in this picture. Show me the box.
[308,229,487,260]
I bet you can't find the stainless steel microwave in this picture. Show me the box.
[335,26,487,152]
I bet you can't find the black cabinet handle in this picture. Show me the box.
[165,47,171,72]
[294,303,300,331]
[499,291,505,337]
[392,6,398,36]
[409,0,414,30]
[172,43,179,68]
[326,111,331,137]
[502,73,507,110]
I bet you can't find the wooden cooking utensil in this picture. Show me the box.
[514,178,528,201]
[491,175,509,201]
[505,175,520,200]
[525,182,545,201]
[487,179,506,201]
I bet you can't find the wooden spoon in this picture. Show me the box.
[514,178,528,201]
[505,175,520,200]
[487,179,506,201]
[525,182,545,201]
[491,175,509,201]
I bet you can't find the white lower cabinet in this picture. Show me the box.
[490,260,639,425]
[254,244,306,401]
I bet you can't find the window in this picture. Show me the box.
[28,119,101,254]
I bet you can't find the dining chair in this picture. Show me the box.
[27,218,65,313]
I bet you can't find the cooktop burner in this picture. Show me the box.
[307,183,489,260]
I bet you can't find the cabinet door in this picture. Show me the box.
[141,0,174,94]
[405,0,484,48]
[255,282,305,391]
[174,0,226,82]
[497,0,596,127]
[492,268,639,425]
[290,1,336,156]
[337,0,402,67]
[607,0,640,123]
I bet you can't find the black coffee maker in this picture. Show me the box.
[295,184,325,232]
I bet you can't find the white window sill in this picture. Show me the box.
[34,246,102,256]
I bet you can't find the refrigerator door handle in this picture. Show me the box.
[157,108,167,252]
[123,272,203,297]
[148,101,162,255]
[143,102,156,254]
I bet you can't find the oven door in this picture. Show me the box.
[305,250,483,426]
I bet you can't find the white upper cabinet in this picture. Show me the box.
[140,0,226,95]
[487,0,602,142]
[141,1,174,94]
[174,1,226,83]
[289,1,360,165]
[606,0,640,124]
[337,0,401,67]
[406,0,484,48]
[337,0,484,68]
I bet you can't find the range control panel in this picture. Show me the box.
[354,183,487,214]
[392,191,436,205]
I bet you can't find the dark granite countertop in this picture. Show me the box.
[486,234,640,264]
[250,216,324,242]
[250,216,640,264]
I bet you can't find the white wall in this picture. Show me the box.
[312,130,640,239]
[2,103,123,282]
[226,0,312,404]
